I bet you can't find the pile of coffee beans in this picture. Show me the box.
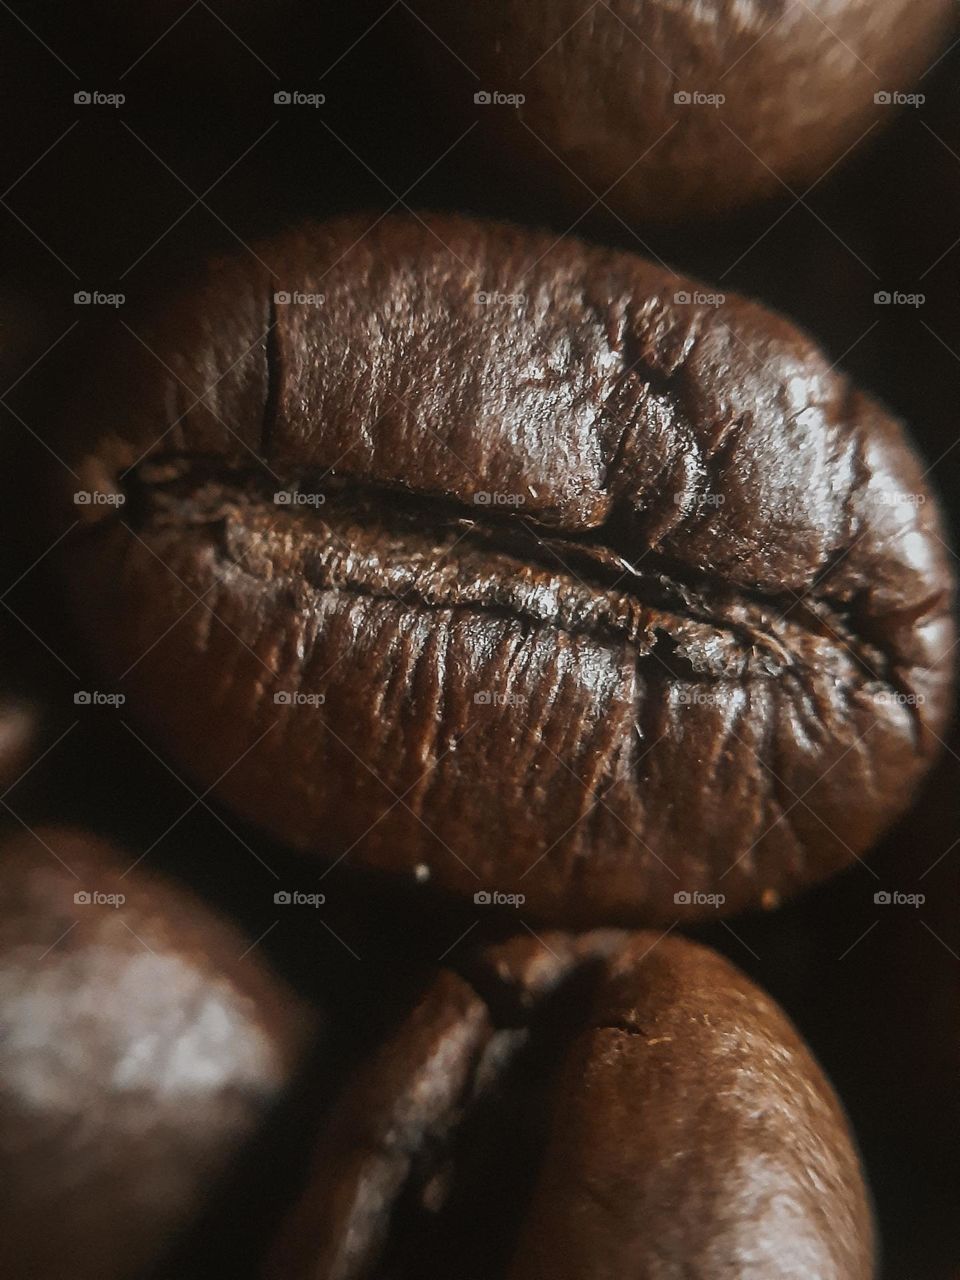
[1,4,958,1276]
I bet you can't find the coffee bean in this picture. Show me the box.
[54,215,955,927]
[505,933,874,1279]
[0,826,314,1280]
[412,0,955,225]
[265,930,874,1279]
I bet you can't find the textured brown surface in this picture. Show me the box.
[415,0,955,224]
[265,930,874,1278]
[265,969,494,1280]
[0,827,313,1280]
[55,215,955,927]
[507,932,874,1279]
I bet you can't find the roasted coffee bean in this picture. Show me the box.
[413,0,956,225]
[54,215,955,927]
[265,930,874,1279]
[504,933,874,1279]
[0,826,314,1280]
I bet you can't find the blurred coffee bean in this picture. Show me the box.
[0,825,317,1280]
[410,0,955,225]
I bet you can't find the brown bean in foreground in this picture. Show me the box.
[265,930,875,1279]
[54,215,956,926]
